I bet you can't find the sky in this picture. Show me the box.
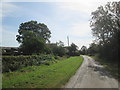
[0,0,117,49]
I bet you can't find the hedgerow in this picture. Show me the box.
[2,54,57,73]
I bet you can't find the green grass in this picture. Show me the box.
[91,55,119,81]
[3,56,84,88]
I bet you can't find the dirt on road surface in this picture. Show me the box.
[65,55,119,88]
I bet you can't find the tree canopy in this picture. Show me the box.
[68,43,79,56]
[16,20,51,43]
[87,43,98,56]
[90,1,120,61]
[16,20,51,54]
[80,46,87,55]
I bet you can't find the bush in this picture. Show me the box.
[2,54,55,73]
[54,56,60,60]
[51,46,66,57]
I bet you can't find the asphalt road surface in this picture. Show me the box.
[65,55,119,88]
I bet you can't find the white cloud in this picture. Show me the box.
[57,0,115,15]
[72,38,93,49]
[1,2,20,18]
[64,33,93,48]
[69,22,91,37]
[67,22,93,48]
[2,0,117,2]
[68,29,93,48]
[58,2,92,15]
[1,26,19,47]
[2,31,19,47]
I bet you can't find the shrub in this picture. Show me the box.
[2,54,55,73]
[54,56,60,60]
[51,46,66,57]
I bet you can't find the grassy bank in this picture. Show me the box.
[91,55,119,81]
[2,55,60,72]
[3,56,84,88]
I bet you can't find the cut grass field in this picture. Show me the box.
[3,56,84,88]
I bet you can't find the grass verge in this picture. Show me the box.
[91,55,119,81]
[3,56,84,88]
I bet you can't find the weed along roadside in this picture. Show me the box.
[91,55,119,81]
[2,56,84,88]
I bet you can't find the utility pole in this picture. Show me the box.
[67,36,69,46]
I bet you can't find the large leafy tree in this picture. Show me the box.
[90,2,120,44]
[90,2,120,61]
[16,20,51,54]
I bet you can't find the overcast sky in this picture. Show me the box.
[0,0,117,49]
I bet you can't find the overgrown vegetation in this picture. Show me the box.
[3,56,83,88]
[89,2,119,62]
[92,55,119,81]
[2,54,59,73]
[67,43,79,56]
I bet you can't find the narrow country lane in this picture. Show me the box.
[65,56,119,88]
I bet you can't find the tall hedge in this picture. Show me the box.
[2,55,54,73]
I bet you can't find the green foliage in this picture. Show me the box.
[16,20,51,55]
[90,2,120,61]
[49,41,66,57]
[20,31,46,54]
[54,56,60,60]
[87,43,99,56]
[3,56,84,88]
[43,46,52,54]
[51,46,66,57]
[67,43,79,56]
[92,55,119,81]
[2,55,56,73]
[16,20,51,43]
[80,46,87,55]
